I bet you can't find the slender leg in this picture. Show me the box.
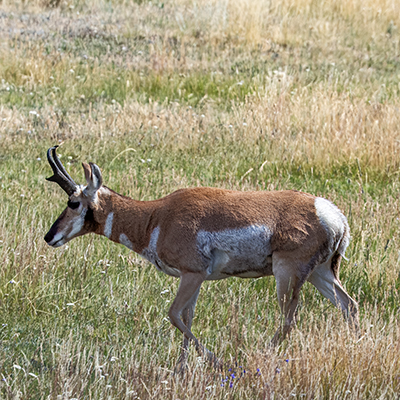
[271,257,302,345]
[308,259,359,330]
[175,286,201,371]
[271,251,323,345]
[168,272,220,369]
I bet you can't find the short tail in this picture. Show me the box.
[331,218,350,281]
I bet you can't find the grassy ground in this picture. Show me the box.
[0,0,400,398]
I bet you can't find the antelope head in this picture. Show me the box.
[44,146,103,247]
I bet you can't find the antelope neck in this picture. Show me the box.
[98,193,157,254]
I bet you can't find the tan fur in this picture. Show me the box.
[92,188,328,274]
[45,158,359,371]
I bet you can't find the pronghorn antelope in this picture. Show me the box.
[44,146,358,369]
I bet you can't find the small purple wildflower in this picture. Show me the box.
[276,367,281,374]
[285,359,289,363]
[220,365,252,389]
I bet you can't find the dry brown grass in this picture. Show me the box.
[1,0,400,398]
[3,88,400,170]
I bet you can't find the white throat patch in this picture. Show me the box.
[119,233,133,250]
[104,212,114,238]
[141,227,180,277]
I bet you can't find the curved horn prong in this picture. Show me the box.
[50,146,77,185]
[46,146,78,196]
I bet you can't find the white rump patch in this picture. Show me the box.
[315,198,343,234]
[119,233,133,250]
[104,212,114,238]
[141,227,180,277]
[315,197,349,255]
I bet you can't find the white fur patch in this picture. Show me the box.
[67,208,87,239]
[82,184,106,205]
[92,173,99,189]
[72,185,85,196]
[49,208,87,246]
[141,227,180,277]
[104,212,114,238]
[315,198,343,234]
[119,233,133,250]
[197,225,273,279]
[99,187,111,196]
[315,197,349,255]
[48,232,65,247]
[308,258,356,312]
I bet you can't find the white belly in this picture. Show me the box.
[197,225,273,280]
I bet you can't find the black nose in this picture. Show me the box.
[44,215,62,244]
[44,232,53,243]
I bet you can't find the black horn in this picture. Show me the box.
[46,146,78,196]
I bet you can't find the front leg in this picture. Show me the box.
[168,272,221,371]
[175,285,201,371]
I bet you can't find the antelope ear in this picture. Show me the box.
[82,162,103,195]
[82,162,92,183]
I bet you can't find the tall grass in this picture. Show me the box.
[0,0,400,398]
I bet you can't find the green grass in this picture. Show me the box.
[1,63,258,110]
[1,137,400,398]
[0,0,400,398]
[2,0,400,112]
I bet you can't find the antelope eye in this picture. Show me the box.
[67,200,80,210]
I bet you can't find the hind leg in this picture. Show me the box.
[271,253,307,345]
[308,259,359,330]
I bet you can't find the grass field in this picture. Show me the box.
[0,0,400,398]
